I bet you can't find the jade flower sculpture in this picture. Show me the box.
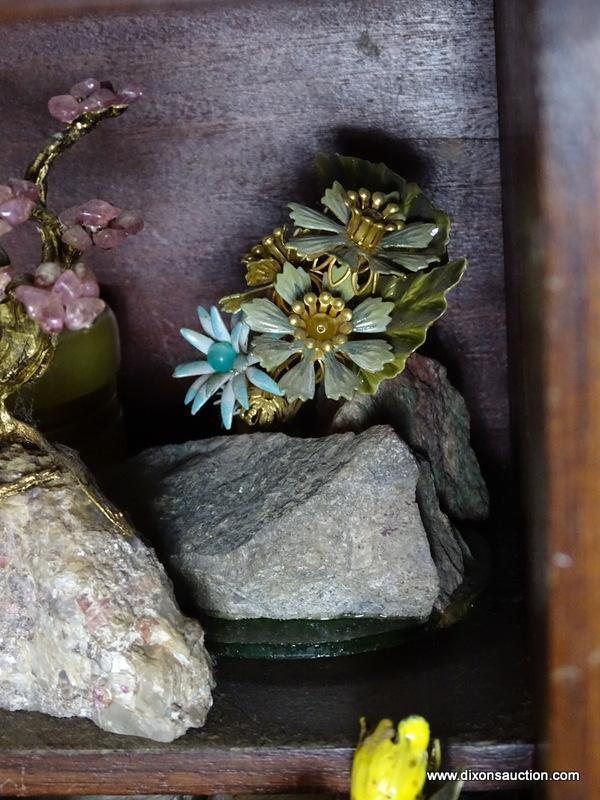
[174,306,282,429]
[243,263,395,401]
[288,182,442,282]
[175,154,466,429]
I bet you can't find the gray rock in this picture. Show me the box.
[118,426,440,622]
[416,459,471,611]
[329,353,489,522]
[0,443,214,742]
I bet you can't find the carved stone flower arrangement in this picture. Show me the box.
[175,154,466,428]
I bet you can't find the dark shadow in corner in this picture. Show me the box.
[329,127,433,187]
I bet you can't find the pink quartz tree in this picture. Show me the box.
[0,78,144,335]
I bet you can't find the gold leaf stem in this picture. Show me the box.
[0,467,60,500]
[0,413,134,537]
[24,105,128,264]
[30,205,76,265]
[25,106,127,204]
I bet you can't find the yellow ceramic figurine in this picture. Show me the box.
[351,716,431,800]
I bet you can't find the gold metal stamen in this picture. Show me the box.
[308,180,410,296]
[346,208,387,252]
[342,186,406,250]
[371,191,385,209]
[289,292,354,359]
[382,203,401,219]
[358,188,371,208]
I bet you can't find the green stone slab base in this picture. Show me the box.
[204,530,489,659]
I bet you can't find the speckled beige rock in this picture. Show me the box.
[0,443,214,742]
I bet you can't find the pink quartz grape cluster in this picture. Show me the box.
[13,262,105,334]
[60,199,144,251]
[48,78,144,124]
[0,179,39,236]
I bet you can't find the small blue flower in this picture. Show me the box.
[174,305,283,430]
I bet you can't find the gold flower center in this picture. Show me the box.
[288,292,353,360]
[346,208,387,252]
[305,312,337,340]
[344,187,405,252]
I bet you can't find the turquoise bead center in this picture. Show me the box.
[207,341,237,373]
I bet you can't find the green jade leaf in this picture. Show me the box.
[358,258,467,394]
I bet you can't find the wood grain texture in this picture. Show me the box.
[0,0,215,23]
[0,0,509,472]
[0,587,534,794]
[0,746,534,795]
[496,0,600,796]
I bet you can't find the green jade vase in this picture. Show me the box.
[13,306,126,471]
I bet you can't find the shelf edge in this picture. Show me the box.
[0,742,535,795]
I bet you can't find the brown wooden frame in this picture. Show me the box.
[496,0,600,797]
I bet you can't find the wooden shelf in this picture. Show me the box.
[0,580,534,795]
